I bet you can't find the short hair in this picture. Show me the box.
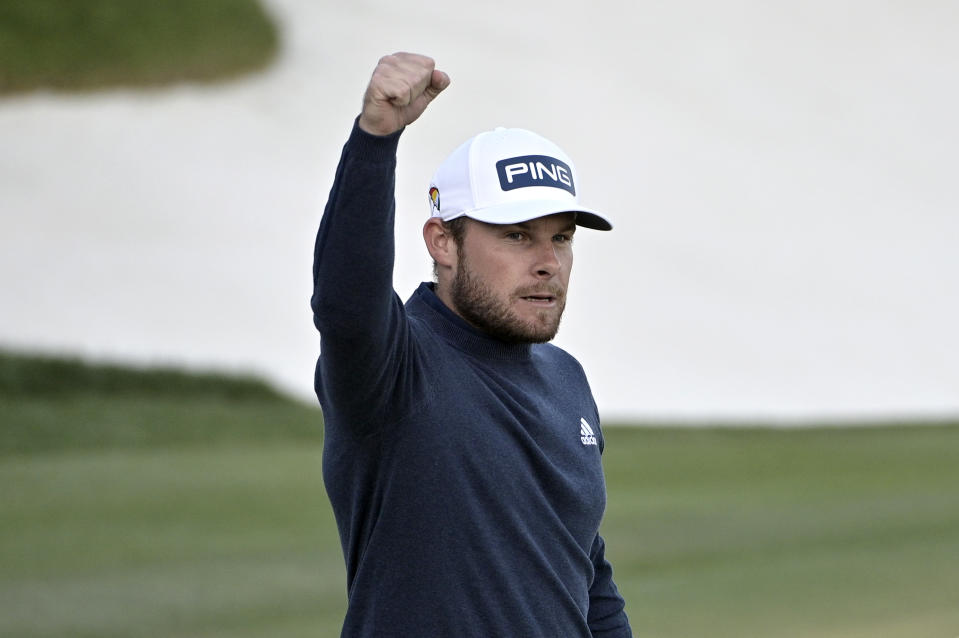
[432,217,469,279]
[443,216,469,246]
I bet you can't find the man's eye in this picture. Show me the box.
[554,234,573,244]
[506,232,525,241]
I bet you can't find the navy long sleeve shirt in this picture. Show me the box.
[312,120,632,637]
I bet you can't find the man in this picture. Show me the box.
[312,52,632,637]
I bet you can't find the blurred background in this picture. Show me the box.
[1,1,958,636]
[2,0,956,422]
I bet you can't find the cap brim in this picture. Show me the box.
[450,199,613,231]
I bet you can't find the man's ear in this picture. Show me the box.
[423,218,458,269]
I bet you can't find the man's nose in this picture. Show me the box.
[532,240,561,278]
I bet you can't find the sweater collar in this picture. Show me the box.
[408,282,534,361]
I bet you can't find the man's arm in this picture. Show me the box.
[311,54,449,429]
[587,533,633,637]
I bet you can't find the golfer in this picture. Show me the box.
[312,52,632,637]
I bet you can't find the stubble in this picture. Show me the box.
[449,253,566,344]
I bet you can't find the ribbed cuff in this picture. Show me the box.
[346,115,404,163]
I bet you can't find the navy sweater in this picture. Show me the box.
[312,120,632,637]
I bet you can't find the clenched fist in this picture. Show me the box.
[358,52,450,136]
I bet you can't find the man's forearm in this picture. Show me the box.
[311,119,402,334]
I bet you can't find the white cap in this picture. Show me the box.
[428,127,612,231]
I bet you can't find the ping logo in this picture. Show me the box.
[429,186,441,213]
[580,418,597,446]
[495,155,576,196]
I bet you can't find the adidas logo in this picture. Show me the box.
[580,418,597,446]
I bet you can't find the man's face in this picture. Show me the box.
[448,212,576,343]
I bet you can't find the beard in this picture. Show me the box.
[449,252,566,344]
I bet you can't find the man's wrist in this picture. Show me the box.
[347,115,404,163]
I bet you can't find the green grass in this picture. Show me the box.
[1,445,343,638]
[0,349,321,455]
[2,351,958,636]
[601,426,959,637]
[0,0,279,94]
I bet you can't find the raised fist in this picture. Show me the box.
[358,52,450,136]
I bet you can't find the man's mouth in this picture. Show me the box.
[520,292,559,306]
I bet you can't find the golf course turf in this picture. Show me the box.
[2,351,957,637]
